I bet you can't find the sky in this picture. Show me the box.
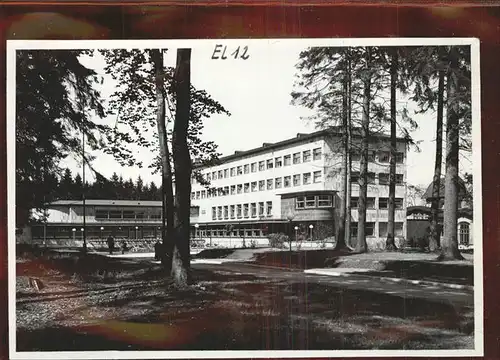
[62,41,473,190]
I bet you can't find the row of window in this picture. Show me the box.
[192,171,323,200]
[351,222,404,237]
[351,150,405,164]
[351,172,404,185]
[350,197,404,210]
[95,209,161,220]
[193,224,267,238]
[197,147,323,183]
[212,202,273,220]
[296,195,333,209]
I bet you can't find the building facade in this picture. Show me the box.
[191,129,408,249]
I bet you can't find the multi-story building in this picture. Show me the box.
[191,128,408,249]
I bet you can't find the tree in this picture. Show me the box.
[171,49,193,286]
[59,168,74,199]
[16,50,106,226]
[439,46,468,261]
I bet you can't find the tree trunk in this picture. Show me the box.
[356,47,371,253]
[439,47,464,261]
[171,48,193,286]
[386,49,398,251]
[429,65,446,252]
[151,49,175,271]
[334,57,349,251]
[345,55,353,249]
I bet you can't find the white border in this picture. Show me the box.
[7,37,483,359]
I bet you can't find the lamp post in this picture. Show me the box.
[309,224,314,241]
[72,228,76,242]
[194,223,200,246]
[135,226,138,240]
[100,226,104,240]
[286,211,295,252]
[80,228,84,243]
[294,226,299,250]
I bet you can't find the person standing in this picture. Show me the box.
[107,235,115,255]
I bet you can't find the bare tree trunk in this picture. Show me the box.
[356,47,371,253]
[429,66,445,252]
[386,48,398,251]
[345,56,353,249]
[151,49,175,272]
[439,47,464,261]
[171,48,193,286]
[334,57,349,251]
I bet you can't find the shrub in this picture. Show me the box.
[267,233,289,249]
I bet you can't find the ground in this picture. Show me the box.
[15,249,475,351]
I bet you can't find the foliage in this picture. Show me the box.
[16,50,107,226]
[267,233,289,249]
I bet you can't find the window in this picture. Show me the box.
[351,171,360,184]
[251,162,257,172]
[289,174,299,187]
[201,190,206,199]
[459,222,470,245]
[207,173,211,181]
[367,197,375,209]
[296,197,305,209]
[293,152,301,164]
[212,171,217,180]
[218,170,223,179]
[396,152,404,164]
[96,210,108,219]
[237,204,242,219]
[313,171,322,183]
[284,176,291,188]
[244,183,250,193]
[224,169,229,178]
[251,203,257,218]
[212,207,216,220]
[217,206,222,220]
[303,150,311,163]
[230,185,236,195]
[379,173,389,185]
[223,206,229,219]
[266,201,273,216]
[123,210,134,219]
[284,155,291,166]
[313,148,322,161]
[196,191,200,199]
[267,159,274,169]
[218,187,224,196]
[396,174,404,185]
[303,172,312,185]
[379,197,388,209]
[366,222,375,236]
[243,204,249,218]
[230,205,235,219]
[367,151,376,162]
[275,177,282,189]
[367,172,376,184]
[267,179,273,190]
[395,198,404,209]
[305,195,316,208]
[259,180,265,191]
[237,166,243,175]
[258,202,265,216]
[259,161,265,171]
[191,192,195,200]
[350,222,358,238]
[222,186,228,195]
[210,187,217,197]
[251,181,257,192]
[350,197,359,208]
[275,157,282,168]
[379,151,390,163]
[318,195,333,207]
[395,222,404,236]
[230,167,236,177]
[244,164,250,174]
[237,184,243,194]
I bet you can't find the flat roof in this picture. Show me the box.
[50,200,163,207]
[195,127,408,169]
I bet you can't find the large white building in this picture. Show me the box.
[191,129,408,249]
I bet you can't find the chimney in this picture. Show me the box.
[262,142,272,147]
